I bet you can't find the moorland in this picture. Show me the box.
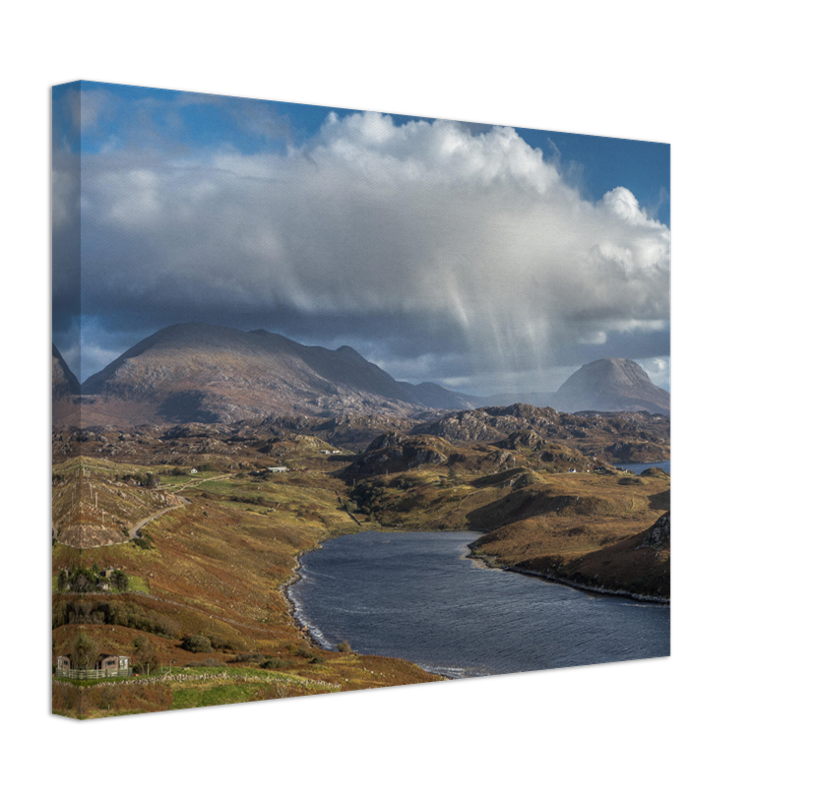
[52,405,669,718]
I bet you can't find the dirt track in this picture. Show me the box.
[128,497,190,540]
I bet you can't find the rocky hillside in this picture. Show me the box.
[411,404,669,463]
[52,344,83,427]
[53,402,669,467]
[512,510,671,600]
[52,457,185,548]
[52,344,80,400]
[350,433,453,475]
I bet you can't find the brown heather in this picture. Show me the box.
[52,411,668,718]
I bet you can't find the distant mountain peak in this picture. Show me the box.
[553,358,669,415]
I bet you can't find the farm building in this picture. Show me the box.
[97,654,130,673]
[55,653,131,678]
[266,466,288,473]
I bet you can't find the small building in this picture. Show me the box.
[266,466,288,473]
[55,653,131,677]
[190,468,198,475]
[97,654,130,674]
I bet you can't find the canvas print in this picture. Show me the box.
[52,81,670,719]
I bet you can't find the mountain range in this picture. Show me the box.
[52,323,669,426]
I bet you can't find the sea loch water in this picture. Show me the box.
[616,460,671,474]
[289,530,670,678]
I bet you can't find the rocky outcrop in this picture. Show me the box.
[495,430,544,451]
[640,512,670,550]
[413,405,558,442]
[351,435,449,475]
[604,440,667,464]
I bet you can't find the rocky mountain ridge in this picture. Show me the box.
[54,325,670,426]
[75,323,480,425]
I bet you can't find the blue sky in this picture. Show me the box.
[52,81,670,394]
[53,81,669,224]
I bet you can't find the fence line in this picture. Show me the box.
[55,667,134,680]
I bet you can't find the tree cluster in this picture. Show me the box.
[56,565,129,593]
[116,471,160,488]
[181,633,212,653]
[52,598,180,639]
[349,479,387,515]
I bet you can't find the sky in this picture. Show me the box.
[52,81,670,396]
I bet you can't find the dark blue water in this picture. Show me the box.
[289,531,670,678]
[616,460,670,474]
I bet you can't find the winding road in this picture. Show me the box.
[129,472,230,540]
[128,496,191,540]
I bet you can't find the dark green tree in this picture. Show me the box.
[71,631,100,670]
[132,635,159,673]
[181,633,212,653]
[111,570,129,592]
[71,567,97,593]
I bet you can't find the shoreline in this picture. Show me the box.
[281,535,451,681]
[468,547,670,606]
[279,545,326,651]
[507,564,670,605]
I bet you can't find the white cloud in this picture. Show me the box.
[639,356,671,391]
[76,111,670,389]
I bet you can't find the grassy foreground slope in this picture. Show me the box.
[52,457,441,719]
